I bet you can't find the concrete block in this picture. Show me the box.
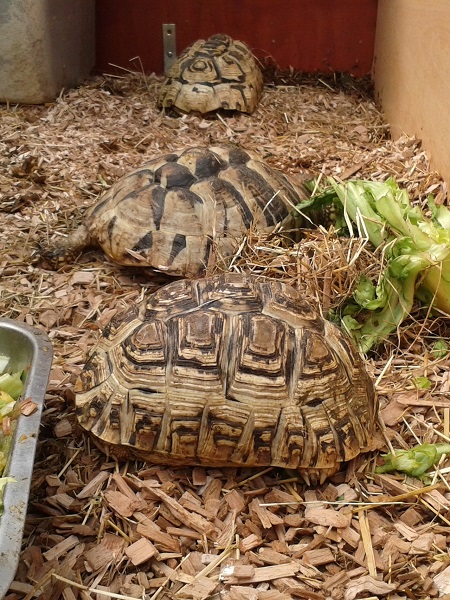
[0,0,95,104]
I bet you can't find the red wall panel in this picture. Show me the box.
[96,0,378,77]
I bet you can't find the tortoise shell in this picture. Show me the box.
[45,145,308,277]
[158,34,263,114]
[75,273,377,483]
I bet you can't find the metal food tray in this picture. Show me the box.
[0,318,53,598]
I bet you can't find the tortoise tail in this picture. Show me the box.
[39,224,92,269]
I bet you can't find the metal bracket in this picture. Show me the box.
[163,24,177,75]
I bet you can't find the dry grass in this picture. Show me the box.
[2,71,450,600]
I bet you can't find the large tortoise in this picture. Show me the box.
[158,34,264,114]
[75,273,378,483]
[43,145,308,277]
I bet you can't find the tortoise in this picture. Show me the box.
[75,273,378,483]
[42,145,308,277]
[158,33,263,114]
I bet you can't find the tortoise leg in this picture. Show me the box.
[297,466,339,485]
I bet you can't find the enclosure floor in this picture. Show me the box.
[1,72,449,600]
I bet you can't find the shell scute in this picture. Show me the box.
[153,162,197,189]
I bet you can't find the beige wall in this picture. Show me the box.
[373,0,450,185]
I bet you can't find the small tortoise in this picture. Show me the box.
[158,34,263,114]
[75,273,378,483]
[43,145,308,277]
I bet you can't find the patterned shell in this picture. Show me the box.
[75,274,377,482]
[158,34,263,114]
[80,145,308,277]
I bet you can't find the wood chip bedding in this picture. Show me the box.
[1,71,450,600]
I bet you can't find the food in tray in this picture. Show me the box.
[0,354,25,509]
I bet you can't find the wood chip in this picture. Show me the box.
[339,524,360,553]
[8,581,35,595]
[135,517,181,552]
[53,417,73,437]
[409,532,434,555]
[249,498,284,529]
[192,466,207,486]
[323,570,350,591]
[104,489,147,516]
[178,575,218,599]
[76,471,109,498]
[292,534,326,559]
[166,526,203,540]
[224,489,246,513]
[222,563,299,584]
[239,534,263,552]
[258,547,292,565]
[62,587,77,600]
[84,543,114,571]
[47,492,76,510]
[302,548,335,566]
[18,397,38,416]
[344,575,396,600]
[282,585,326,600]
[304,491,352,528]
[42,535,80,561]
[434,564,450,595]
[358,510,376,577]
[70,271,96,286]
[151,487,217,539]
[225,586,259,600]
[125,537,159,566]
[399,506,424,527]
[220,564,256,584]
